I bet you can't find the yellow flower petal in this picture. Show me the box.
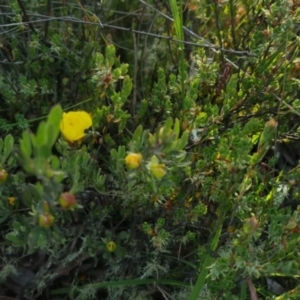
[150,163,166,179]
[125,153,143,169]
[60,111,92,143]
[106,241,117,252]
[147,155,167,179]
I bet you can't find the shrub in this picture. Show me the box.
[1,0,300,299]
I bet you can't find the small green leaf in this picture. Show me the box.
[106,44,116,66]
[0,213,9,224]
[27,183,43,201]
[0,138,3,154]
[118,146,126,158]
[47,104,63,128]
[50,155,60,170]
[36,122,48,147]
[12,221,22,230]
[27,226,43,251]
[118,231,128,240]
[258,119,277,148]
[47,105,62,147]
[20,131,32,158]
[122,76,133,98]
[132,125,143,144]
[30,134,38,153]
[140,130,149,147]
[110,149,118,160]
[176,131,189,150]
[173,118,180,140]
[3,134,14,161]
[46,123,59,149]
[6,233,21,245]
[164,118,173,132]
[156,218,165,229]
[37,144,52,159]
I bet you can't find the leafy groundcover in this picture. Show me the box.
[1,1,300,299]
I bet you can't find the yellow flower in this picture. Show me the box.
[125,153,143,169]
[106,241,117,252]
[60,111,92,143]
[8,197,16,206]
[147,155,167,179]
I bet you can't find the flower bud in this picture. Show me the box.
[59,192,77,210]
[125,153,143,169]
[43,201,50,213]
[39,213,54,228]
[8,197,16,206]
[0,169,8,183]
[243,216,259,233]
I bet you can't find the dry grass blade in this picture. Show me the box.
[246,278,258,300]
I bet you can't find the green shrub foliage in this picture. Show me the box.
[1,0,300,299]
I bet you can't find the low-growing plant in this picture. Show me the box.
[2,0,300,299]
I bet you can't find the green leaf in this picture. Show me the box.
[46,124,58,149]
[30,134,38,154]
[258,119,277,148]
[106,44,116,67]
[6,233,21,245]
[36,121,48,147]
[12,220,22,230]
[27,183,43,202]
[51,278,189,295]
[132,125,143,145]
[120,63,129,75]
[118,146,126,159]
[118,231,128,240]
[188,253,213,300]
[0,213,9,224]
[20,131,32,158]
[21,187,36,207]
[47,104,62,127]
[164,118,173,133]
[3,134,14,161]
[173,118,180,140]
[50,155,60,170]
[169,0,184,41]
[47,104,62,147]
[35,182,44,194]
[140,130,149,148]
[27,226,43,252]
[110,149,118,160]
[176,131,189,150]
[0,138,3,154]
[37,144,52,159]
[156,218,165,229]
[121,76,133,98]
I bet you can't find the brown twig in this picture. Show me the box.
[0,16,256,58]
[16,0,36,34]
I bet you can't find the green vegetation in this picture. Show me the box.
[1,0,300,299]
